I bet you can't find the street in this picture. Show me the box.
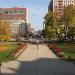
[1,44,75,75]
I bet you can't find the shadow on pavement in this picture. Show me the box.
[1,58,75,75]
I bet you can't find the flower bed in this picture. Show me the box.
[48,43,65,58]
[56,43,75,60]
[9,42,27,58]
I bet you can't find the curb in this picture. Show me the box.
[15,45,27,59]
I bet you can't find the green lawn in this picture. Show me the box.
[0,43,19,62]
[56,43,75,59]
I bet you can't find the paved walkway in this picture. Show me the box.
[1,44,75,75]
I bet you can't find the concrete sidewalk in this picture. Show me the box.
[1,44,75,75]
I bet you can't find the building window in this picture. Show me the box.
[59,6,62,8]
[20,10,24,14]
[59,12,62,14]
[64,4,65,6]
[55,6,57,8]
[68,1,69,3]
[59,4,62,6]
[5,11,8,14]
[55,1,57,2]
[71,4,73,5]
[68,4,69,6]
[58,1,62,3]
[72,1,73,3]
[55,4,57,6]
[59,9,62,11]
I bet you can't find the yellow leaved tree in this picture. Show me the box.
[0,20,11,41]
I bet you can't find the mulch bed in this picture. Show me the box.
[48,43,72,60]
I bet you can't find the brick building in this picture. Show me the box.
[0,7,28,38]
[0,7,28,22]
[48,0,75,19]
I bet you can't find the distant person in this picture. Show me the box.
[36,39,39,49]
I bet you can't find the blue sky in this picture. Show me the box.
[0,0,50,30]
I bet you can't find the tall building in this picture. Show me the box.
[0,7,28,22]
[48,0,75,19]
[0,7,28,37]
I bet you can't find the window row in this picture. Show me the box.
[0,10,25,14]
[64,3,74,6]
[64,0,74,3]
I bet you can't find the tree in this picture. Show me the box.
[0,20,11,41]
[67,27,75,41]
[61,5,75,40]
[44,11,59,39]
[63,5,75,27]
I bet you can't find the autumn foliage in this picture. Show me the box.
[0,20,11,41]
